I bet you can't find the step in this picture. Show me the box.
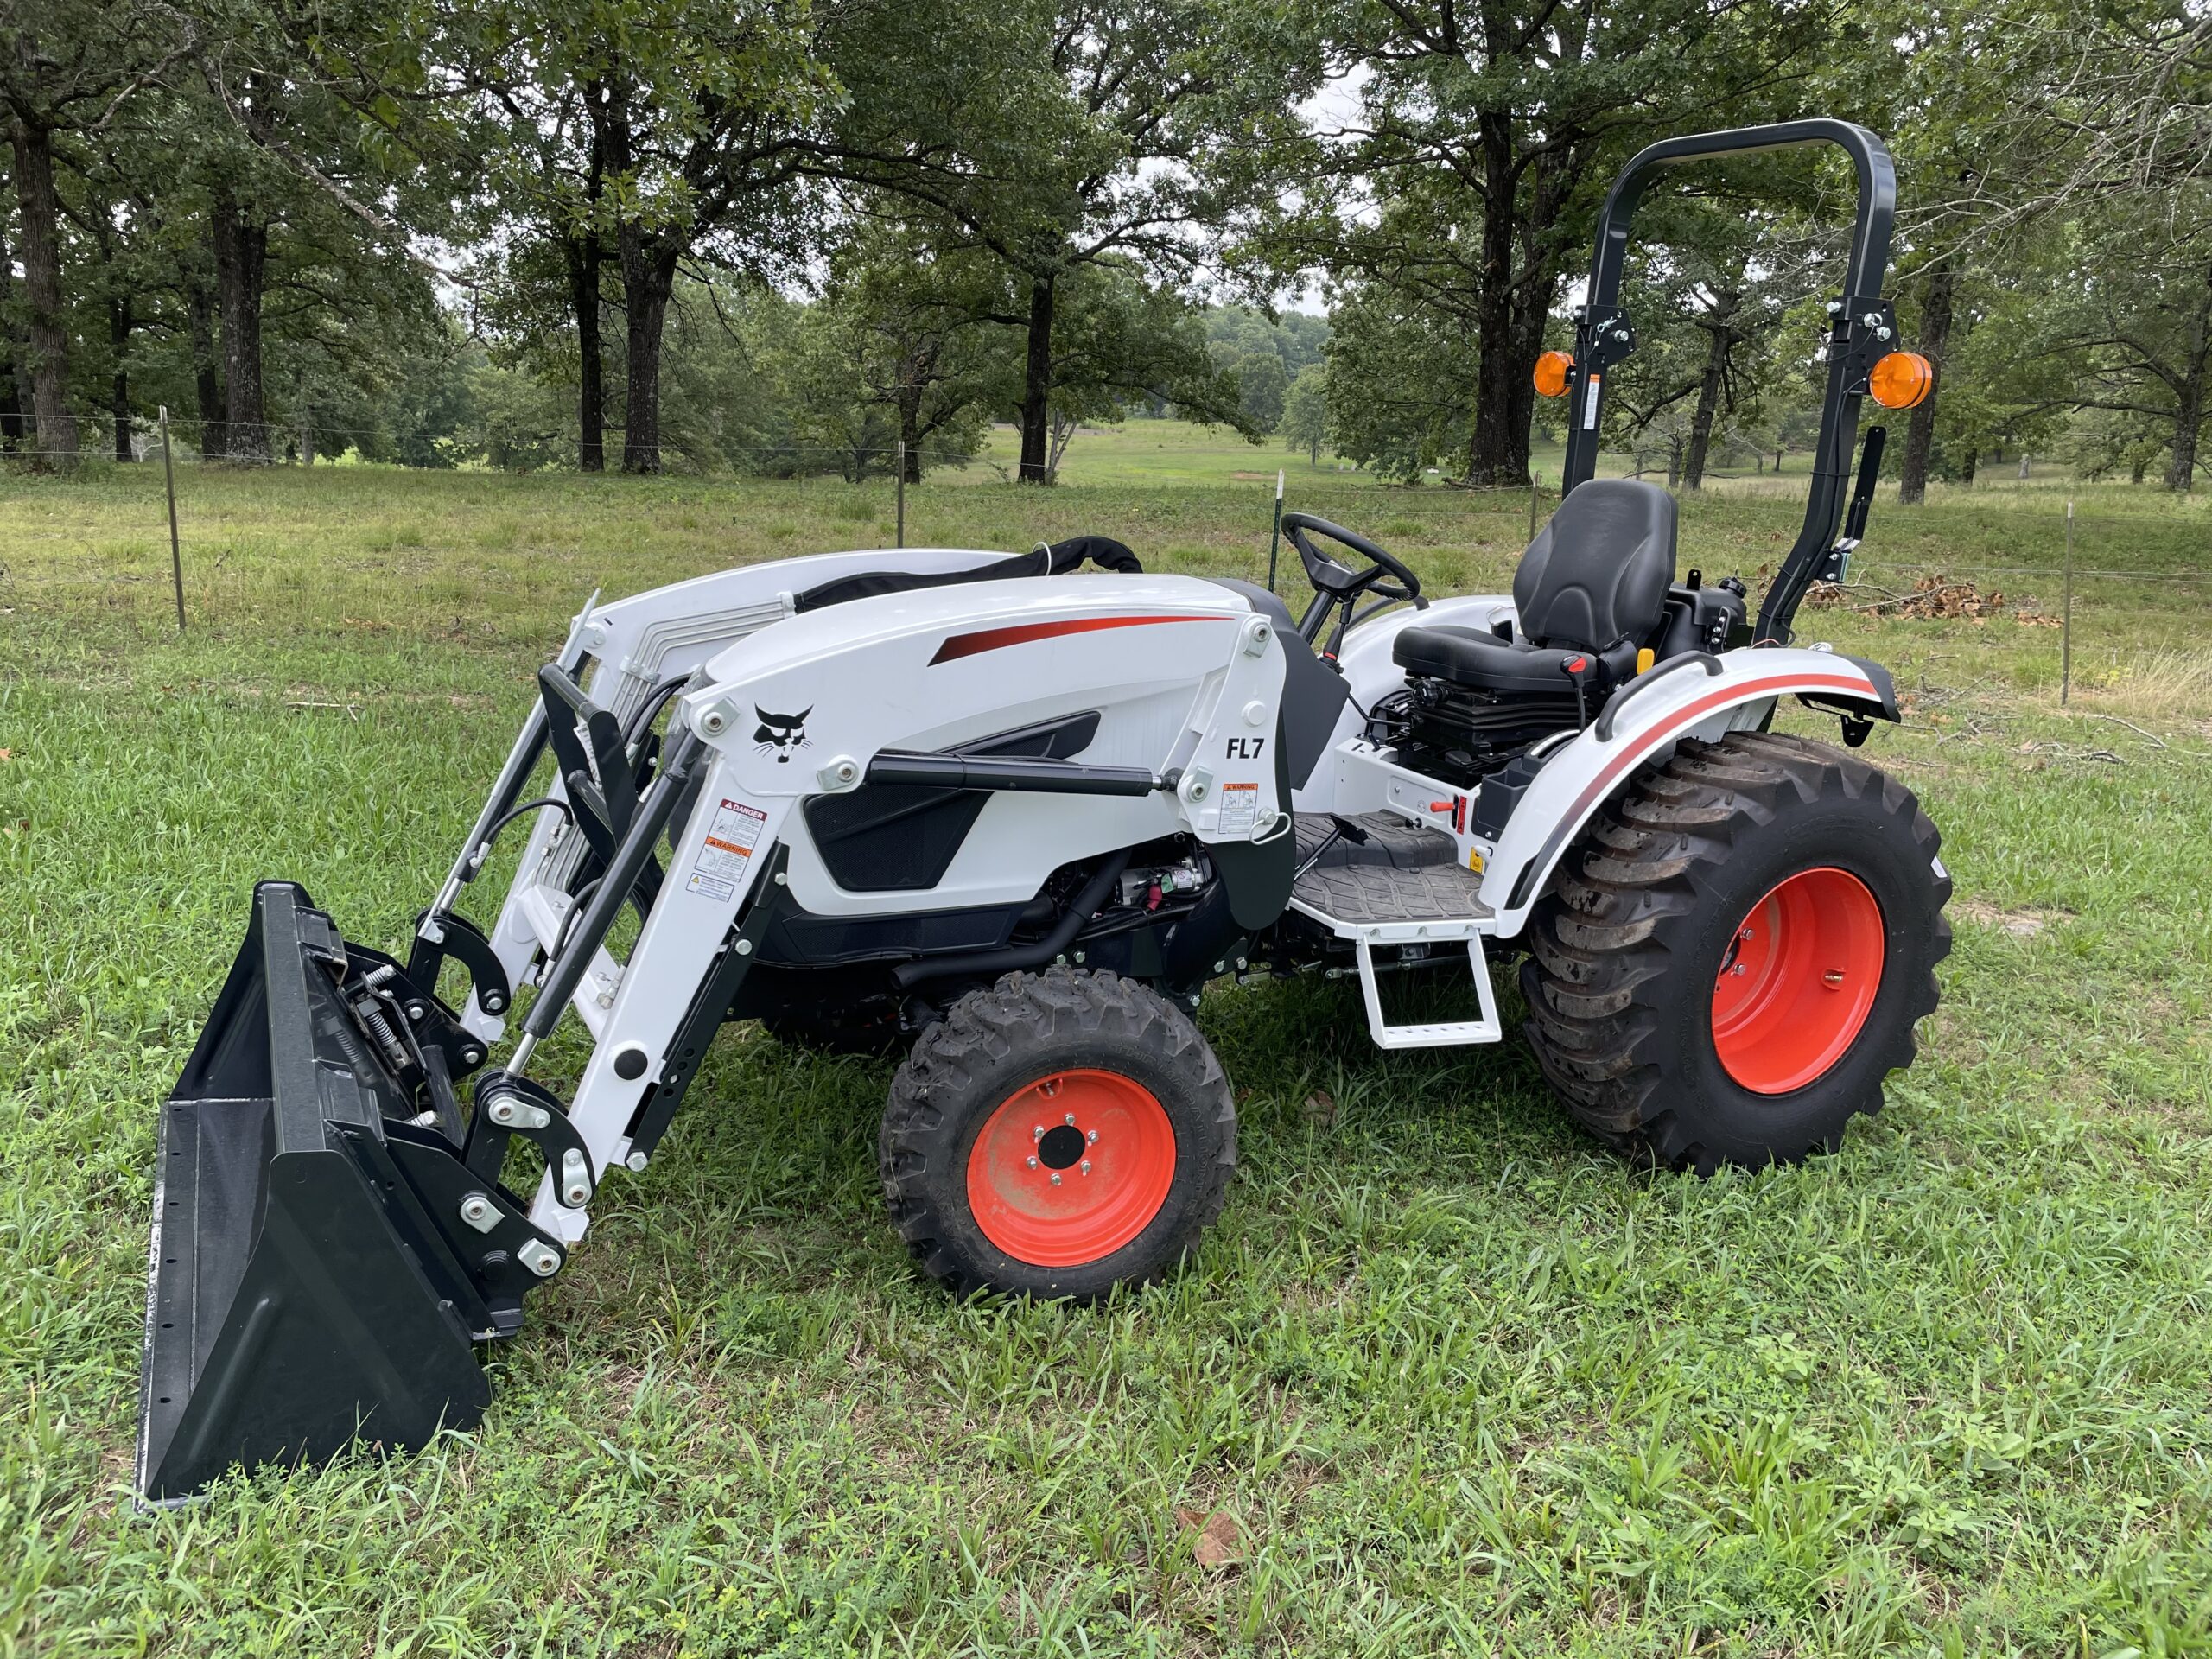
[1291,859,1491,931]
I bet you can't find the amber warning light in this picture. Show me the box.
[1866,351,1933,410]
[1533,351,1573,398]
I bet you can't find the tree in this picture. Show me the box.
[1259,0,1831,487]
[1281,362,1327,464]
[1,0,178,462]
[837,0,1319,481]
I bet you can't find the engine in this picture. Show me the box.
[1367,680,1581,791]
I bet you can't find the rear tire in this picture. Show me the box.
[1520,731,1950,1172]
[879,967,1236,1299]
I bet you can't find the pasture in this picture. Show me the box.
[3,446,2209,1656]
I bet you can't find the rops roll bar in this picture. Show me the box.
[1553,119,1901,645]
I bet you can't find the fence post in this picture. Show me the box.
[895,440,906,548]
[2060,499,2074,706]
[161,406,186,633]
[1266,469,1283,594]
[1528,480,1541,543]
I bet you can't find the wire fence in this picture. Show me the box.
[3,410,2206,727]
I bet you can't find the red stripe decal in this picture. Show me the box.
[929,613,1217,665]
[1513,671,1878,906]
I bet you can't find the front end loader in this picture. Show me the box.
[137,119,1951,1502]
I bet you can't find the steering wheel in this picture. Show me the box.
[1280,512,1425,607]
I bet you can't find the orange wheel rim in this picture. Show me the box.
[965,1069,1176,1267]
[1711,868,1886,1095]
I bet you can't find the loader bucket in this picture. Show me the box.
[136,882,497,1503]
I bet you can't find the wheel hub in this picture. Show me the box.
[1710,866,1886,1096]
[967,1069,1177,1267]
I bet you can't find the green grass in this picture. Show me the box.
[3,454,2211,1656]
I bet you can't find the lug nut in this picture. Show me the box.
[1027,1155,1039,1169]
[1079,1160,1090,1176]
[1064,1113,1076,1127]
[1050,1173,1062,1185]
[1086,1129,1097,1143]
[1824,969,1846,987]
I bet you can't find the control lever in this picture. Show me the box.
[1560,652,1596,728]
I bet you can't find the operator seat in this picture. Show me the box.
[1392,479,1677,695]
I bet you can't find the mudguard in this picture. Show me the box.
[1479,648,1897,936]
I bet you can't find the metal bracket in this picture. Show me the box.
[465,1071,597,1208]
[1833,294,1898,392]
[1577,307,1637,372]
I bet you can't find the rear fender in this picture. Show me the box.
[1479,648,1895,938]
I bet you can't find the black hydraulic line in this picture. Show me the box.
[619,671,693,753]
[475,796,575,858]
[892,851,1134,991]
[865,751,1161,797]
[523,730,704,1042]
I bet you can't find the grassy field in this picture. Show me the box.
[3,450,2211,1656]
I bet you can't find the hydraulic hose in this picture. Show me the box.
[892,851,1133,992]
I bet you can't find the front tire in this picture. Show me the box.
[1521,731,1950,1171]
[879,967,1236,1299]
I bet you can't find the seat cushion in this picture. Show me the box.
[1392,626,1586,692]
[1512,479,1676,651]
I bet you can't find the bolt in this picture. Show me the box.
[1236,957,1248,970]
[1612,328,1629,341]
[1826,299,1844,315]
[1033,1125,1045,1140]
[1086,1129,1097,1143]
[1065,1113,1076,1126]
[773,870,788,886]
[735,938,753,956]
[407,1003,426,1021]
[462,1047,483,1065]
[626,1150,650,1173]
[1824,969,1846,987]
[1732,963,1747,976]
[1027,1154,1039,1169]
[1073,950,1085,963]
[1050,1173,1062,1185]
[1079,1160,1091,1176]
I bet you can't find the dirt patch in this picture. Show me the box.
[1953,898,2068,938]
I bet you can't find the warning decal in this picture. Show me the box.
[1582,372,1603,431]
[686,798,766,901]
[1218,780,1259,836]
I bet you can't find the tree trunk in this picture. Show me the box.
[1958,448,1976,486]
[213,190,269,462]
[188,273,225,456]
[563,235,606,472]
[1683,325,1733,491]
[2169,372,2202,493]
[1017,276,1055,483]
[619,231,677,474]
[1460,111,1557,488]
[899,397,923,483]
[0,217,22,453]
[1666,432,1684,490]
[10,120,73,465]
[109,291,134,460]
[1897,257,1954,505]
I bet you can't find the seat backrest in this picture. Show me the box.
[1511,479,1676,652]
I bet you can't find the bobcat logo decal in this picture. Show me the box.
[753,706,813,762]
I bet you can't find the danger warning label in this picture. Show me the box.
[686,798,766,901]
